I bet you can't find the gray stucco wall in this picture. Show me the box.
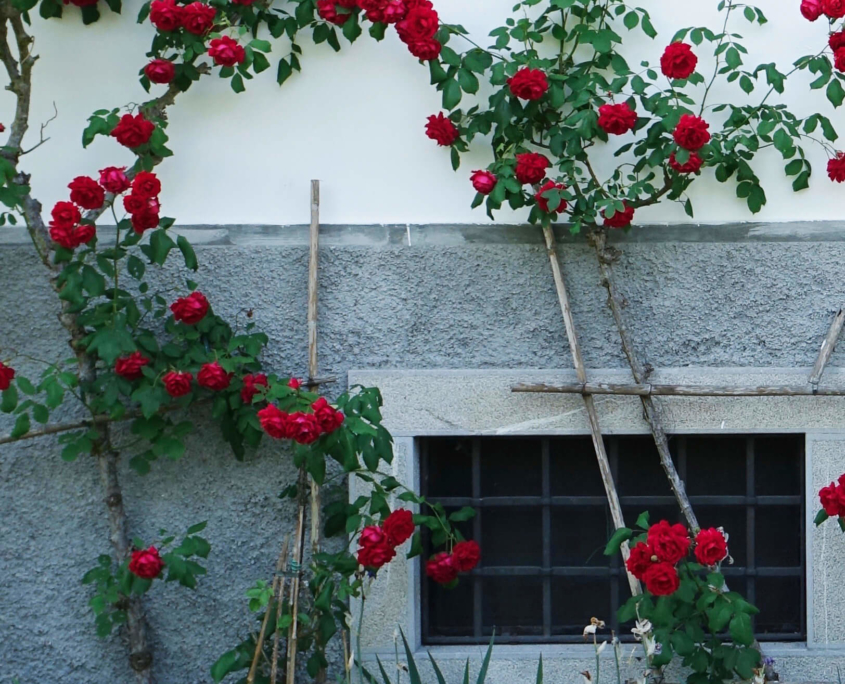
[2,222,845,683]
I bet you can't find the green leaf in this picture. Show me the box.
[81,3,100,23]
[248,39,272,52]
[11,412,30,438]
[146,229,176,265]
[231,73,245,94]
[1,385,18,413]
[814,509,830,526]
[127,255,146,280]
[604,527,632,555]
[399,629,422,684]
[623,11,638,29]
[457,68,479,94]
[176,235,198,271]
[369,21,387,41]
[828,79,845,108]
[252,52,271,74]
[210,649,241,683]
[476,632,495,684]
[341,13,362,43]
[277,58,293,86]
[729,612,754,646]
[442,79,462,110]
[32,403,49,424]
[187,521,208,535]
[16,377,35,395]
[635,511,650,529]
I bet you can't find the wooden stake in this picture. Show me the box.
[512,380,845,397]
[591,232,699,532]
[542,225,641,597]
[809,306,845,388]
[248,537,290,684]
[286,468,309,684]
[308,179,322,557]
[270,537,292,684]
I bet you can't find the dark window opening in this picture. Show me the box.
[420,435,806,645]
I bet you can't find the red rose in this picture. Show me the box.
[395,5,438,43]
[337,0,356,6]
[673,114,710,151]
[311,397,345,433]
[0,123,4,132]
[507,67,549,101]
[828,152,845,182]
[131,171,162,200]
[182,1,216,34]
[289,411,322,444]
[99,166,130,194]
[831,32,845,51]
[643,562,680,596]
[824,0,845,17]
[163,371,193,397]
[144,59,175,85]
[170,291,209,324]
[470,170,497,195]
[68,176,105,210]
[451,540,480,572]
[404,0,432,7]
[149,0,183,31]
[383,509,415,546]
[426,552,458,585]
[801,0,823,19]
[208,36,245,66]
[358,0,387,12]
[123,193,147,215]
[625,541,655,580]
[598,103,638,135]
[360,525,387,546]
[835,47,845,72]
[0,362,15,391]
[241,373,268,404]
[602,203,634,229]
[74,224,96,246]
[534,180,567,214]
[515,152,550,185]
[258,404,292,439]
[357,539,396,568]
[129,546,165,580]
[408,38,441,61]
[51,223,95,249]
[694,528,728,566]
[50,201,81,230]
[660,42,698,80]
[317,0,351,24]
[198,361,232,391]
[669,151,703,174]
[647,520,690,564]
[383,0,407,23]
[288,377,302,390]
[115,352,150,381]
[67,0,98,6]
[425,113,459,147]
[819,482,845,516]
[111,113,155,149]
[131,209,160,235]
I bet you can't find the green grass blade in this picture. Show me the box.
[462,659,470,684]
[399,628,422,684]
[376,656,393,684]
[536,654,543,684]
[428,651,448,684]
[475,632,495,684]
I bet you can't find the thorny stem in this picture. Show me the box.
[698,0,735,116]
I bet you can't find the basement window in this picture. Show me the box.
[419,434,806,645]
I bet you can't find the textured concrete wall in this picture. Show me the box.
[3,224,845,683]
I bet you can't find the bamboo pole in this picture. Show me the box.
[512,380,845,397]
[270,537,292,684]
[308,179,322,557]
[809,306,845,388]
[591,232,699,532]
[247,537,290,684]
[285,468,309,684]
[542,225,641,597]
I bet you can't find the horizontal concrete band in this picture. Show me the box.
[5,221,845,247]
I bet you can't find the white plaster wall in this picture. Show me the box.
[4,0,844,227]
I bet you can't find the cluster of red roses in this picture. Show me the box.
[317,0,441,61]
[819,474,845,518]
[626,521,728,596]
[0,361,15,391]
[425,539,479,585]
[128,546,166,580]
[356,508,415,569]
[801,0,845,22]
[257,396,345,445]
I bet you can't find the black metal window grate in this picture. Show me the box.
[420,435,806,645]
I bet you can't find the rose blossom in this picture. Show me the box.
[828,152,845,182]
[470,170,497,195]
[311,397,345,433]
[507,67,549,101]
[163,371,193,397]
[823,0,845,17]
[669,151,703,174]
[602,203,634,229]
[115,352,150,381]
[128,546,165,579]
[144,59,176,85]
[694,528,729,566]
[131,171,162,200]
[534,180,567,214]
[598,103,638,135]
[360,525,386,546]
[451,540,480,572]
[515,152,550,185]
[50,201,81,230]
[288,412,322,444]
[357,539,396,568]
[68,176,105,210]
[258,404,292,439]
[673,114,711,151]
[831,31,845,51]
[0,362,15,391]
[51,223,95,249]
[408,38,441,61]
[149,0,183,31]
[288,377,303,390]
[660,42,698,80]
[317,0,351,25]
[182,2,216,34]
[819,481,845,516]
[395,5,438,43]
[383,0,407,23]
[131,208,160,235]
[425,113,459,146]
[643,562,680,596]
[383,509,415,546]
[426,552,458,584]
[241,373,268,404]
[647,520,690,564]
[801,0,823,19]
[208,36,245,66]
[123,194,147,215]
[98,166,130,194]
[170,291,209,324]
[111,113,155,149]
[835,47,845,73]
[198,362,232,391]
[625,541,655,579]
